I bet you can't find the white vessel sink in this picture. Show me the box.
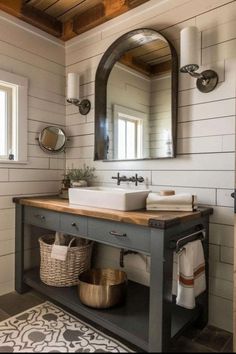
[69,187,150,211]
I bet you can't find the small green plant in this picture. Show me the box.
[65,165,96,182]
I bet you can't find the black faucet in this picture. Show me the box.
[111,173,129,185]
[112,172,144,186]
[130,173,144,186]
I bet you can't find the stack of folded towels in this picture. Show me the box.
[146,192,197,211]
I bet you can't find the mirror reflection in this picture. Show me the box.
[38,126,66,153]
[107,36,173,160]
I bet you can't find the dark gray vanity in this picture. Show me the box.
[14,196,212,352]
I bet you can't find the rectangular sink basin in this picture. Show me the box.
[69,187,150,211]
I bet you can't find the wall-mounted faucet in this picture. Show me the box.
[112,172,144,186]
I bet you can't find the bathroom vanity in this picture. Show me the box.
[14,196,213,352]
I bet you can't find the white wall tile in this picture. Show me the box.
[222,135,235,152]
[209,260,233,282]
[178,98,235,123]
[9,169,61,182]
[209,277,233,301]
[209,245,220,262]
[152,171,234,189]
[217,189,234,207]
[210,206,234,226]
[209,224,234,248]
[177,136,222,154]
[209,295,232,332]
[221,246,234,265]
[178,116,235,139]
[202,19,236,48]
[0,254,14,284]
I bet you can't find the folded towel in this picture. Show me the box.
[146,205,197,212]
[146,193,196,206]
[172,240,206,309]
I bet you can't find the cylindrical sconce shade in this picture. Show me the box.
[67,73,80,100]
[180,26,201,72]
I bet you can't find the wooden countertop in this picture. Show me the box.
[13,196,213,229]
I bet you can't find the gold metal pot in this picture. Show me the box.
[78,268,128,309]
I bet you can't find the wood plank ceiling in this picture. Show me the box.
[119,40,172,76]
[0,0,151,41]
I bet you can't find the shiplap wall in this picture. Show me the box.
[65,0,236,332]
[150,73,172,157]
[0,11,66,295]
[107,64,151,159]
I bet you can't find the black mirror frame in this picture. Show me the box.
[94,28,178,161]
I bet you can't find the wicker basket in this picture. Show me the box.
[39,234,93,287]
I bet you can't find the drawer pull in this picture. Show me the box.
[71,222,78,227]
[109,231,127,237]
[34,214,45,220]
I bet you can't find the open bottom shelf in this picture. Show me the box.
[24,269,149,351]
[24,269,201,352]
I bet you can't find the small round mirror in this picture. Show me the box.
[38,126,66,153]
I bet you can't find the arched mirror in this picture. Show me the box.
[94,28,178,161]
[38,126,67,153]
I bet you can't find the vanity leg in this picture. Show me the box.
[194,218,209,329]
[15,204,28,293]
[149,229,173,352]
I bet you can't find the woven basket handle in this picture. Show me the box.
[68,237,76,248]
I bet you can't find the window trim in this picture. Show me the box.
[0,69,28,163]
[0,84,12,159]
[113,104,146,160]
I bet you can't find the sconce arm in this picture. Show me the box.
[185,68,219,93]
[187,70,203,79]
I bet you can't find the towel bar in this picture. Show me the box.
[170,225,206,253]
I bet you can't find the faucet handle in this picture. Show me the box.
[111,172,121,185]
[138,176,144,183]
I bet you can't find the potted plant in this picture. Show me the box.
[65,165,96,188]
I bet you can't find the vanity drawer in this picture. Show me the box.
[60,213,87,237]
[88,218,150,253]
[24,207,60,230]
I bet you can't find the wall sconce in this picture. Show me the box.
[180,26,218,93]
[66,73,91,115]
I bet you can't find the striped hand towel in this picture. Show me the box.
[172,240,206,309]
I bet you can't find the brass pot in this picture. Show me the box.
[78,268,127,309]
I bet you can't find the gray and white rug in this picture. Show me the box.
[0,301,133,352]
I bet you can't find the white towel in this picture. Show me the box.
[146,193,195,206]
[146,193,197,211]
[146,205,196,211]
[172,240,206,309]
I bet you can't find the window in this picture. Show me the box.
[113,105,145,160]
[0,70,28,163]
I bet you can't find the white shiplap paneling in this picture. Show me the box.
[0,13,65,294]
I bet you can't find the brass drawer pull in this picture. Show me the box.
[109,231,127,237]
[34,214,45,220]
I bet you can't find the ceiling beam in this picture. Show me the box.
[119,56,172,77]
[0,0,62,38]
[119,53,151,76]
[70,0,150,36]
[151,60,172,76]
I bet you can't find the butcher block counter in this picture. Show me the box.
[14,195,213,352]
[14,195,213,229]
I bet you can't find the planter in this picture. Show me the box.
[71,180,88,188]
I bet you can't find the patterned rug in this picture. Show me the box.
[0,301,133,352]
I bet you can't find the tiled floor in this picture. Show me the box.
[0,291,233,353]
